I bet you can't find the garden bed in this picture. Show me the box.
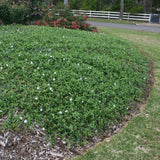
[0,25,152,159]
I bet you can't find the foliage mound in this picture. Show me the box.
[0,25,150,145]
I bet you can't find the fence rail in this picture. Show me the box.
[72,10,151,22]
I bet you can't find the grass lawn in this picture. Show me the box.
[0,25,150,148]
[87,18,146,25]
[74,27,160,160]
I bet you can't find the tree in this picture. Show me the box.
[119,0,124,20]
[64,0,68,8]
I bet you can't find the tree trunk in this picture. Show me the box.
[119,0,124,20]
[64,0,68,9]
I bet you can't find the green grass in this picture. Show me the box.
[0,25,150,146]
[74,27,160,159]
[87,18,145,25]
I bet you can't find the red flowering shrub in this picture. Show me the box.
[40,9,98,32]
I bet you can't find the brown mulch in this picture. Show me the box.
[0,48,155,160]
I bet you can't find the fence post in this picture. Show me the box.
[108,11,110,19]
[128,13,130,20]
[149,14,151,23]
[90,10,92,18]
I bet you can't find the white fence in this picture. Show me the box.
[72,10,151,22]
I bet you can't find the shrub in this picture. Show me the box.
[129,6,144,14]
[0,1,12,24]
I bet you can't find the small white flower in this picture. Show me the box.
[35,97,38,100]
[77,63,80,66]
[20,117,23,120]
[82,101,84,103]
[59,111,62,114]
[42,73,45,76]
[113,104,116,107]
[47,84,50,86]
[70,98,72,101]
[54,72,56,74]
[143,77,146,80]
[31,61,33,65]
[62,141,66,144]
[42,127,45,131]
[1,67,3,70]
[37,67,39,69]
[48,49,51,51]
[88,67,92,69]
[63,58,65,61]
[50,55,52,58]
[65,110,68,113]
[24,119,28,123]
[11,45,13,48]
[50,87,53,91]
[40,108,43,111]
[85,77,87,80]
[114,83,116,86]
[19,54,21,56]
[0,110,2,112]
[37,87,40,90]
[6,64,8,67]
[91,90,94,93]
[80,77,82,80]
[53,78,56,81]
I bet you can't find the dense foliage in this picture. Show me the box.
[0,25,150,145]
[0,0,97,32]
[69,0,160,13]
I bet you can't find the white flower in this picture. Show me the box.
[80,77,82,80]
[50,87,53,91]
[53,78,56,81]
[114,83,116,86]
[42,73,45,76]
[82,101,84,103]
[20,117,23,120]
[88,67,92,69]
[48,49,51,51]
[19,54,21,56]
[42,127,45,131]
[65,110,68,113]
[70,98,72,101]
[54,72,56,74]
[91,90,94,93]
[62,141,66,144]
[40,108,43,111]
[11,45,13,48]
[50,55,52,58]
[31,61,33,65]
[1,67,3,70]
[113,104,116,107]
[37,67,40,69]
[35,97,38,100]
[59,111,62,114]
[85,77,87,80]
[6,64,8,67]
[77,63,80,66]
[37,87,40,90]
[63,58,65,61]
[24,119,28,123]
[143,77,146,80]
[47,84,50,86]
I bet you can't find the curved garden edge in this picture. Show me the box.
[72,47,155,159]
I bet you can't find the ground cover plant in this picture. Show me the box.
[0,25,150,147]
